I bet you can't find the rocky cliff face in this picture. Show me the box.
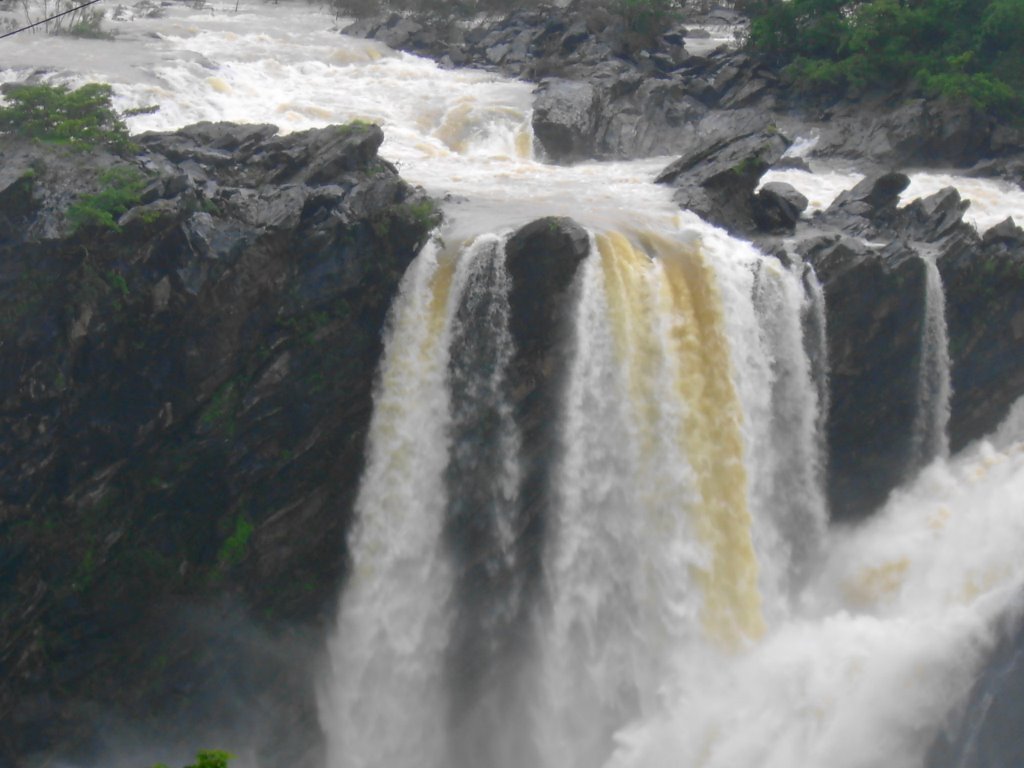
[0,122,438,766]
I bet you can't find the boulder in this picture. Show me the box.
[532,79,600,163]
[754,181,808,233]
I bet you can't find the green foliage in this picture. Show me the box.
[746,0,1024,116]
[0,83,133,149]
[217,515,254,569]
[616,0,676,40]
[67,167,148,233]
[153,750,234,768]
[407,197,438,228]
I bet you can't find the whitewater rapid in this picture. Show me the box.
[5,4,1024,768]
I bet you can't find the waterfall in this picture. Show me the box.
[750,258,828,596]
[910,253,952,470]
[318,240,460,768]
[801,263,831,476]
[443,235,528,768]
[533,227,827,768]
[7,8,1024,768]
[319,236,522,768]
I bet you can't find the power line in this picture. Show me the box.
[0,0,105,39]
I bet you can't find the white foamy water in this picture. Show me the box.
[902,172,1024,233]
[760,166,865,213]
[762,162,1024,231]
[607,418,1024,768]
[4,7,1024,768]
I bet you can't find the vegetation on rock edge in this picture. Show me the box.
[744,0,1024,117]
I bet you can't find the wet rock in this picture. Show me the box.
[772,155,812,172]
[754,181,808,233]
[938,223,1024,450]
[894,187,972,242]
[983,217,1024,246]
[816,171,911,237]
[504,216,591,653]
[656,127,790,235]
[532,79,600,163]
[928,608,1024,768]
[798,235,928,521]
[0,122,437,766]
[800,96,995,168]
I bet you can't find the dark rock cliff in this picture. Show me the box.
[0,121,438,766]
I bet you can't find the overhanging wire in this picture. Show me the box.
[0,0,105,39]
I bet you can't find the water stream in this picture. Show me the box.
[4,4,1024,767]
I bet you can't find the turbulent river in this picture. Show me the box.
[5,3,1024,767]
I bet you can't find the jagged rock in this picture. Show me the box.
[816,171,910,237]
[342,5,1019,167]
[938,224,1024,450]
[0,122,438,764]
[656,127,790,235]
[797,235,928,521]
[983,216,1024,246]
[895,187,972,242]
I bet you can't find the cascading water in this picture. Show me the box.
[533,226,828,768]
[317,240,460,768]
[5,5,1024,767]
[910,253,953,471]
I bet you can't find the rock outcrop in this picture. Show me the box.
[772,178,1024,520]
[655,127,791,234]
[0,121,438,765]
[798,235,928,520]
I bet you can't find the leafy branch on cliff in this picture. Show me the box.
[745,0,1024,116]
[67,166,148,233]
[0,82,156,150]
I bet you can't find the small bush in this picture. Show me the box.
[0,83,132,149]
[67,166,148,233]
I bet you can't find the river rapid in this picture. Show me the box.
[4,4,1024,768]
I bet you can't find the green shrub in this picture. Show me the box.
[67,166,148,233]
[746,0,1024,116]
[0,83,133,149]
[153,750,234,768]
